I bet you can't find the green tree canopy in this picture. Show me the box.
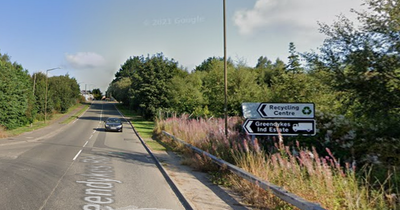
[48,75,80,113]
[92,88,103,100]
[167,72,204,115]
[126,53,183,118]
[107,77,132,104]
[32,72,47,118]
[0,53,34,129]
[194,56,234,72]
[308,0,400,147]
[286,42,303,74]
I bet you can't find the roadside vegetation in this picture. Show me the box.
[59,103,90,124]
[0,53,84,137]
[3,102,89,137]
[107,0,399,170]
[106,1,400,209]
[156,115,399,209]
[116,104,166,151]
[0,0,398,208]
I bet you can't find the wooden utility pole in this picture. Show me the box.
[223,0,228,137]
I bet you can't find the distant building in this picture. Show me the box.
[80,90,94,101]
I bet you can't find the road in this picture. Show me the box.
[0,101,186,210]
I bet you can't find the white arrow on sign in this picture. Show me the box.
[257,103,315,118]
[258,104,268,117]
[245,120,253,133]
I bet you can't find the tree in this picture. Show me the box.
[194,56,234,72]
[227,65,264,116]
[315,0,400,122]
[167,72,204,115]
[255,56,271,69]
[197,59,265,116]
[92,88,103,100]
[108,56,145,106]
[114,56,144,82]
[255,57,286,87]
[200,59,229,116]
[107,77,132,104]
[32,72,47,119]
[128,53,182,119]
[0,53,34,129]
[310,0,400,164]
[286,42,303,74]
[48,75,80,113]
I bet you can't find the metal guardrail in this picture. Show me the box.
[162,131,326,210]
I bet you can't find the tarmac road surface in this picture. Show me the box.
[0,101,186,210]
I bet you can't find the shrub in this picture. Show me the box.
[156,115,399,209]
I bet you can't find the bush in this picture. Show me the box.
[156,115,399,209]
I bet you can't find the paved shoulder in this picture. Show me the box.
[152,149,251,210]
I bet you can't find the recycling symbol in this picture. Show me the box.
[302,106,312,115]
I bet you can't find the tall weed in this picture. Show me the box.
[155,115,399,209]
[0,125,8,138]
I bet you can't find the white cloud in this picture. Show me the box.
[65,52,106,69]
[233,0,363,36]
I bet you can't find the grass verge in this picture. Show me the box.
[5,102,89,137]
[60,103,89,124]
[115,104,166,151]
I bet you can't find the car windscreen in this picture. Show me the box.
[106,119,121,123]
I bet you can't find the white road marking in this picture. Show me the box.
[73,150,83,161]
[89,134,93,139]
[77,156,121,210]
[39,157,77,210]
[83,141,89,147]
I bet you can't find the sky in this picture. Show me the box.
[0,0,365,92]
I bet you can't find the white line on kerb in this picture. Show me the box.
[83,141,88,147]
[73,149,83,161]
